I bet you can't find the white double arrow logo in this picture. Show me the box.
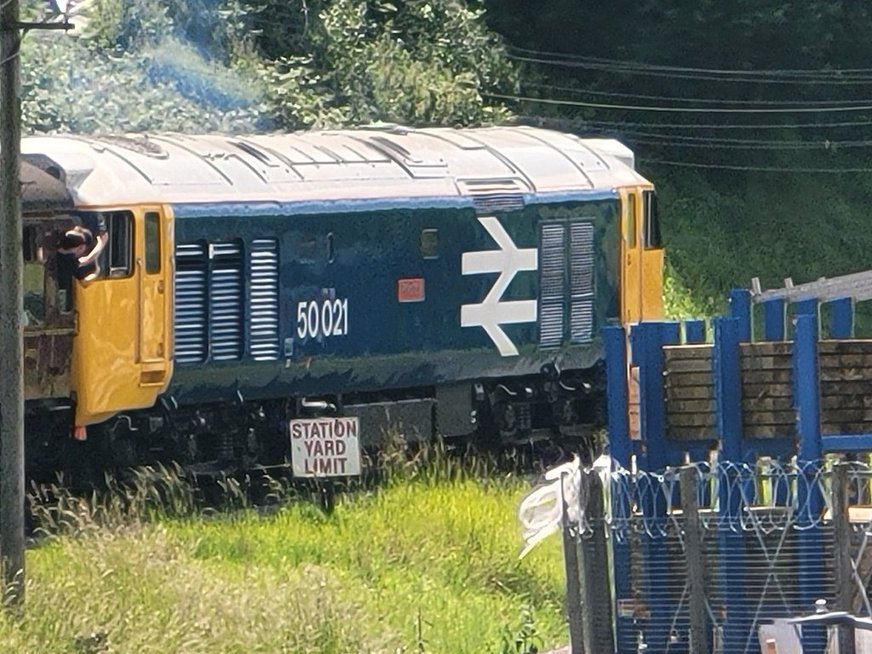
[461,216,538,356]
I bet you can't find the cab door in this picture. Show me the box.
[619,188,643,325]
[73,207,173,427]
[640,190,665,320]
[138,208,172,386]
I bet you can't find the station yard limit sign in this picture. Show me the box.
[290,416,361,478]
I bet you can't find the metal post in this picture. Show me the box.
[832,463,856,654]
[632,322,679,652]
[793,298,819,338]
[711,317,747,650]
[561,472,586,654]
[683,319,706,344]
[604,325,634,653]
[578,470,615,654]
[680,466,708,654]
[603,325,630,468]
[713,317,742,461]
[794,313,826,653]
[729,288,752,342]
[634,321,680,472]
[828,297,854,340]
[0,0,24,608]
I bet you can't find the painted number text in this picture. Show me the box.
[296,298,349,339]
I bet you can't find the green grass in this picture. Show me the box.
[0,468,567,653]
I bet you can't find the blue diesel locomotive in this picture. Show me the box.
[19,126,664,478]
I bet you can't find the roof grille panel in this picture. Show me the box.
[249,239,280,360]
[471,193,526,215]
[462,179,527,216]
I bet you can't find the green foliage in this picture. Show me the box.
[84,0,172,51]
[20,0,516,134]
[259,0,517,128]
[497,604,543,654]
[20,32,265,134]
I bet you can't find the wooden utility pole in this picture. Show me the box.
[0,0,24,607]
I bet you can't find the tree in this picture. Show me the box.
[258,0,518,128]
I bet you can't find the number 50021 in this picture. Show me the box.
[296,298,349,339]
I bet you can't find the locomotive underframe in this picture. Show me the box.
[25,364,605,481]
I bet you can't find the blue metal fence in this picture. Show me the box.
[599,289,872,653]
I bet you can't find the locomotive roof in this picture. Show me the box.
[21,126,649,209]
[21,155,74,214]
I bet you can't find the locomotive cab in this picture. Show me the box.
[22,216,77,401]
[620,187,664,324]
[20,157,78,405]
[67,207,174,428]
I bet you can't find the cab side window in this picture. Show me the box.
[642,191,662,250]
[624,194,637,248]
[144,212,161,274]
[103,211,133,277]
[22,225,45,325]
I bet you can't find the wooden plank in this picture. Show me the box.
[667,413,718,428]
[742,410,795,425]
[820,408,872,422]
[822,422,872,435]
[743,381,793,399]
[664,358,713,374]
[819,340,872,355]
[662,344,713,359]
[742,369,793,384]
[666,399,715,414]
[741,341,793,356]
[740,355,793,371]
[742,396,793,412]
[821,368,872,382]
[821,395,872,410]
[821,380,872,396]
[666,385,715,401]
[820,353,872,369]
[664,372,715,387]
[667,428,717,441]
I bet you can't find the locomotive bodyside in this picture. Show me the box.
[19,126,663,475]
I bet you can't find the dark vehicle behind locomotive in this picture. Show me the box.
[19,126,664,481]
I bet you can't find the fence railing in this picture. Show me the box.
[551,459,872,654]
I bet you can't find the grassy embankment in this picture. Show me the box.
[0,456,567,654]
[655,163,872,331]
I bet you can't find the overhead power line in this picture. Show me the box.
[584,117,872,130]
[591,128,872,149]
[516,114,872,132]
[631,137,869,150]
[640,157,872,173]
[508,47,872,82]
[508,54,872,85]
[525,82,872,107]
[490,92,872,114]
